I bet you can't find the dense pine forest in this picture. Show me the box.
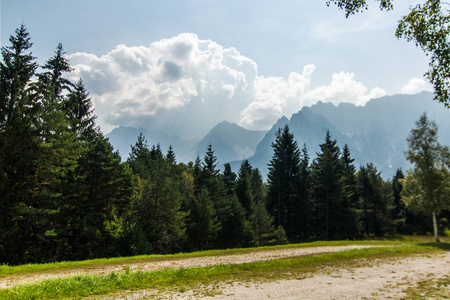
[1,25,448,266]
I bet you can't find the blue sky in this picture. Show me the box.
[1,0,432,137]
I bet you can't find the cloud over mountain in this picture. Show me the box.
[68,33,404,138]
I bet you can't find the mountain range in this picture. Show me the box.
[106,121,267,164]
[106,91,450,180]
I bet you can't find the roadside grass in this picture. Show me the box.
[0,239,403,277]
[0,241,447,300]
[402,274,450,299]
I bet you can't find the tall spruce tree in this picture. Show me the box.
[129,138,187,254]
[64,79,96,139]
[0,24,39,264]
[250,168,266,206]
[185,188,221,250]
[341,144,358,209]
[392,169,406,232]
[312,131,358,240]
[297,144,312,238]
[203,143,219,176]
[267,125,301,238]
[235,160,254,215]
[222,163,236,196]
[356,163,394,237]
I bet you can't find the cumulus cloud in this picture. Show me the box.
[303,72,387,106]
[401,78,433,94]
[67,34,387,138]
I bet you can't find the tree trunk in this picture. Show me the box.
[432,211,440,242]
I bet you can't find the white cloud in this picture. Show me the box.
[67,34,387,137]
[240,65,315,129]
[303,72,386,106]
[401,78,433,94]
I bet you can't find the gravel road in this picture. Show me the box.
[114,251,450,299]
[2,244,449,300]
[1,245,372,289]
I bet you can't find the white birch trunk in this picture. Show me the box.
[432,211,440,242]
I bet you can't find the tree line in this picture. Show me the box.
[1,26,449,265]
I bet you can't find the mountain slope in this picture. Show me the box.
[105,126,197,161]
[246,92,450,179]
[194,121,267,163]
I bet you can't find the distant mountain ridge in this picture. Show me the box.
[105,126,197,162]
[243,91,450,179]
[106,121,267,164]
[194,121,267,163]
[106,92,450,180]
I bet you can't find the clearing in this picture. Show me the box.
[1,240,449,299]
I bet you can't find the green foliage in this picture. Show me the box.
[132,150,187,254]
[312,131,359,240]
[402,113,450,241]
[222,163,236,195]
[267,125,302,238]
[2,24,448,266]
[235,160,254,215]
[330,0,450,107]
[203,143,219,177]
[396,0,450,108]
[186,188,221,250]
[0,24,39,264]
[274,225,289,245]
[356,163,394,236]
[326,0,393,17]
[117,222,153,256]
[249,199,276,246]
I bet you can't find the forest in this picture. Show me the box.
[1,25,449,266]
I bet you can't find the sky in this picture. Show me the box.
[1,0,433,138]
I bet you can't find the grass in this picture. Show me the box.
[402,275,450,299]
[0,240,448,300]
[0,239,402,277]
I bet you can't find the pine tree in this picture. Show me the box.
[38,43,72,96]
[297,144,312,238]
[222,163,236,196]
[127,133,152,178]
[0,24,39,264]
[356,163,394,237]
[62,134,133,260]
[250,168,266,206]
[249,200,276,246]
[267,125,301,238]
[235,160,254,215]
[166,145,176,165]
[203,143,219,177]
[26,43,81,261]
[130,140,187,254]
[216,194,254,248]
[341,144,358,209]
[201,144,222,202]
[185,188,221,250]
[64,79,96,139]
[312,131,358,240]
[392,169,406,232]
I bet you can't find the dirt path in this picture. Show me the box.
[157,252,450,300]
[0,245,372,289]
[168,253,450,300]
[3,245,449,299]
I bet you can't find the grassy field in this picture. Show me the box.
[0,237,448,299]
